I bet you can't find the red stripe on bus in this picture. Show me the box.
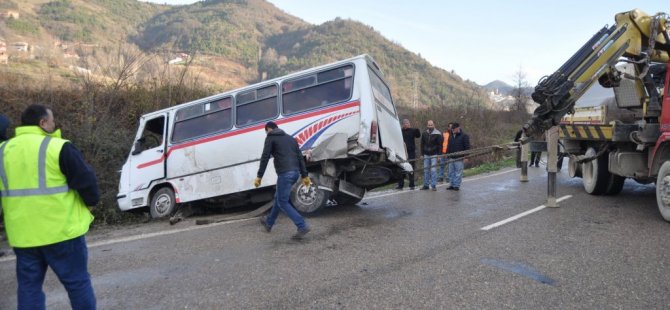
[136,100,360,169]
[137,155,165,169]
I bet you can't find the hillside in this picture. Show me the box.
[0,0,491,108]
[136,0,307,67]
[0,0,165,44]
[483,80,513,94]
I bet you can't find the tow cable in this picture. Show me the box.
[168,200,274,226]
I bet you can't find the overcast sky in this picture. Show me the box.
[140,0,667,86]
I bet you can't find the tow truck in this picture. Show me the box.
[523,9,670,220]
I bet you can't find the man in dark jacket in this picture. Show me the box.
[255,121,312,240]
[420,120,443,191]
[514,129,523,168]
[397,119,420,190]
[0,114,9,141]
[446,123,470,191]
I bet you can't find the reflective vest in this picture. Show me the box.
[0,126,93,248]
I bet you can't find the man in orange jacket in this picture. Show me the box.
[438,123,452,183]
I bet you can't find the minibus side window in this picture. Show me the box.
[282,65,354,115]
[134,116,165,154]
[368,68,397,116]
[236,85,278,126]
[172,97,233,143]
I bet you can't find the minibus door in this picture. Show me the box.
[369,69,407,161]
[128,114,167,192]
[375,103,407,161]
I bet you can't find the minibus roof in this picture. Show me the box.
[140,54,381,119]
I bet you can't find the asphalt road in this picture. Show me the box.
[1,164,669,309]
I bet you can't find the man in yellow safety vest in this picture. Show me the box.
[0,104,99,309]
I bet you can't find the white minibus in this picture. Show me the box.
[117,54,411,218]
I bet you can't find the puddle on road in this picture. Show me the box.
[492,179,521,192]
[480,258,556,286]
[382,209,412,219]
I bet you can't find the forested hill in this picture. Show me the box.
[0,0,490,108]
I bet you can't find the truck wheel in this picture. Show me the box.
[333,193,363,206]
[581,147,609,195]
[655,161,670,222]
[150,187,177,219]
[290,176,331,214]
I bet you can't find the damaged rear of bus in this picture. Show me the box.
[117,54,410,217]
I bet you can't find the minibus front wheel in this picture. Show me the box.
[150,187,177,219]
[291,174,331,214]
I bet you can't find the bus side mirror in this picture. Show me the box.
[131,140,144,155]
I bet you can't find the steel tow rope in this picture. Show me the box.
[397,142,521,173]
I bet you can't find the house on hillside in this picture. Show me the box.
[69,65,91,75]
[168,57,184,65]
[0,10,20,19]
[11,42,29,52]
[64,50,80,59]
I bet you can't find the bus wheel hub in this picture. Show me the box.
[296,185,317,205]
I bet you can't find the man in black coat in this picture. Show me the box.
[446,123,470,191]
[397,119,420,190]
[255,121,312,240]
[514,129,523,168]
[0,115,9,141]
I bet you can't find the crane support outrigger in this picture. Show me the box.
[522,9,670,220]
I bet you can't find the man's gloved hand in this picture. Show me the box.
[302,177,312,187]
[254,177,262,188]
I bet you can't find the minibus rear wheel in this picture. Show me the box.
[150,187,177,219]
[290,177,330,214]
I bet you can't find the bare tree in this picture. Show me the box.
[510,65,531,112]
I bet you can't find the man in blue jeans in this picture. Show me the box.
[2,105,99,309]
[446,123,471,191]
[420,120,443,191]
[255,121,312,240]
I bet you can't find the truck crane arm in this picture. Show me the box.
[523,9,670,139]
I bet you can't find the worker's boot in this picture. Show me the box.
[260,216,271,233]
[292,226,311,240]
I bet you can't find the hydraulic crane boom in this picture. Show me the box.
[524,9,670,138]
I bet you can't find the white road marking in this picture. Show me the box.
[480,195,573,231]
[0,217,255,263]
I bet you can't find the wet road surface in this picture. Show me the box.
[1,165,669,309]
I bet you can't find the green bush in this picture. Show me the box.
[6,18,40,35]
